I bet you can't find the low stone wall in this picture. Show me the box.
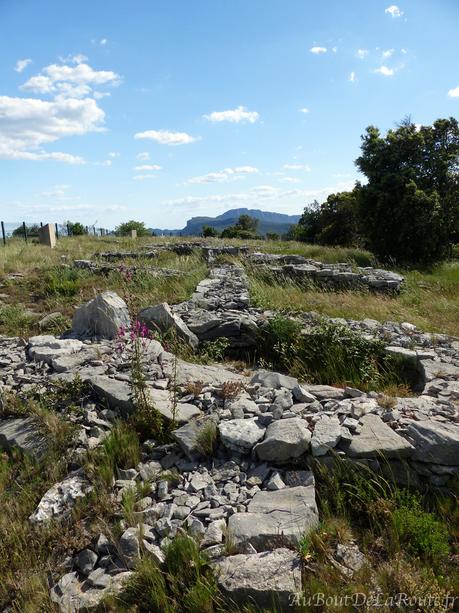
[246,252,404,292]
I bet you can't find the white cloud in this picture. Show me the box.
[204,106,259,124]
[349,71,357,82]
[136,151,150,161]
[134,164,162,171]
[108,151,120,158]
[134,129,198,145]
[299,107,310,114]
[283,164,311,172]
[385,5,404,17]
[0,94,105,163]
[100,38,108,46]
[278,177,301,184]
[448,85,459,98]
[41,184,70,198]
[375,65,395,76]
[162,181,355,216]
[310,46,327,54]
[382,48,395,59]
[133,174,156,181]
[15,59,32,73]
[187,166,259,184]
[21,61,120,97]
[93,91,111,100]
[356,49,368,59]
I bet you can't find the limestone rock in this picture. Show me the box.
[30,472,93,523]
[0,417,47,460]
[228,486,319,551]
[28,335,83,365]
[406,421,459,466]
[255,418,311,462]
[216,548,302,610]
[72,291,130,340]
[218,418,265,454]
[346,414,414,459]
[311,415,342,456]
[138,303,198,350]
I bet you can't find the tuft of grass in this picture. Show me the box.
[0,304,37,336]
[86,422,140,488]
[258,316,411,392]
[195,420,218,456]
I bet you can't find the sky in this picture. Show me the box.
[0,0,458,230]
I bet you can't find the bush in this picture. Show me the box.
[44,267,82,296]
[259,317,406,391]
[392,493,450,562]
[115,220,151,237]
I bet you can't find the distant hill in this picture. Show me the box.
[150,208,300,237]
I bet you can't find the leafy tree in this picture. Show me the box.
[12,224,39,237]
[355,117,459,264]
[115,220,151,237]
[237,214,258,233]
[67,221,85,236]
[220,215,259,239]
[202,225,219,237]
[266,232,279,241]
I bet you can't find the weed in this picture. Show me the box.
[195,420,218,456]
[0,304,36,336]
[44,266,83,297]
[185,380,204,397]
[199,337,231,362]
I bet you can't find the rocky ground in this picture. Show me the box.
[0,248,458,611]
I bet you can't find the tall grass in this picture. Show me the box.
[249,261,459,336]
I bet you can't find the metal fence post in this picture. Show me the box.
[67,223,71,237]
[1,222,6,246]
[55,223,59,239]
[23,222,27,243]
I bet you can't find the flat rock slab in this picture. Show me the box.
[87,375,133,416]
[255,418,311,462]
[28,336,83,365]
[406,420,459,466]
[251,369,298,391]
[346,414,414,459]
[216,548,302,610]
[0,417,47,460]
[228,485,319,551]
[420,359,459,383]
[88,375,200,423]
[161,353,247,386]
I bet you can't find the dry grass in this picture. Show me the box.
[249,261,459,336]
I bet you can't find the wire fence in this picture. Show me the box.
[0,221,112,245]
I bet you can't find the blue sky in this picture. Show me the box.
[1,0,458,229]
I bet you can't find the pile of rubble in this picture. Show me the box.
[246,252,405,292]
[0,264,458,610]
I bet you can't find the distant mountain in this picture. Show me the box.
[150,208,301,237]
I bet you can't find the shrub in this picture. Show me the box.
[44,267,81,296]
[259,316,406,391]
[115,220,151,237]
[391,493,450,562]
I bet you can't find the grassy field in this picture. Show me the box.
[0,236,458,337]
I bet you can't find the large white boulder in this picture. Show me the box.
[72,291,130,339]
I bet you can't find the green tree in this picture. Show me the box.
[67,221,85,236]
[220,215,259,239]
[12,224,40,237]
[202,225,219,237]
[237,214,258,233]
[355,117,459,264]
[266,232,279,241]
[115,220,151,237]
